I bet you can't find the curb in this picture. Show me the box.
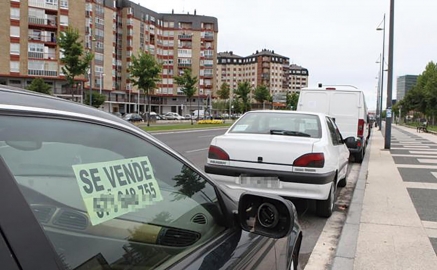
[330,131,373,269]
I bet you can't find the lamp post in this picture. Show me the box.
[384,1,395,149]
[377,14,386,131]
[88,69,92,107]
[99,73,105,95]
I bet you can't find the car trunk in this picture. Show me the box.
[214,134,318,166]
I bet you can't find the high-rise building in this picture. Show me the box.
[396,75,418,101]
[1,0,218,115]
[216,49,308,101]
[288,64,309,92]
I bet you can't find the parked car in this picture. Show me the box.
[165,112,184,120]
[184,114,192,120]
[0,86,302,270]
[112,112,122,118]
[123,113,143,122]
[205,110,350,218]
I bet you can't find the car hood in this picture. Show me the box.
[211,133,319,166]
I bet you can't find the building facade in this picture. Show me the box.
[1,0,218,115]
[396,75,418,101]
[216,49,308,100]
[288,64,309,92]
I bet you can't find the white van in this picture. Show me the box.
[296,85,370,162]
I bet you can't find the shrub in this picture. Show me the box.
[197,120,224,124]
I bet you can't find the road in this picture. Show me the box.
[152,128,361,269]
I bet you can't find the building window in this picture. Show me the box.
[10,8,20,20]
[10,43,20,55]
[10,61,19,72]
[10,26,19,37]
[60,15,69,26]
[60,0,69,9]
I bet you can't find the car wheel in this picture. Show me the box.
[316,183,335,218]
[354,148,364,163]
[338,177,347,187]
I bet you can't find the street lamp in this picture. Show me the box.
[88,37,96,107]
[377,14,386,131]
[384,0,395,149]
[99,73,105,95]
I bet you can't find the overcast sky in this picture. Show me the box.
[138,0,437,110]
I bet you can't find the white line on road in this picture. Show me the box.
[185,148,209,153]
[404,182,437,190]
[418,159,437,164]
[391,154,437,158]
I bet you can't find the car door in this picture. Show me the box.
[326,117,349,180]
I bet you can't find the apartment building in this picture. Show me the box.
[288,64,309,92]
[1,0,218,115]
[216,49,308,100]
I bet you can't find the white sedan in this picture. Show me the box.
[205,110,350,217]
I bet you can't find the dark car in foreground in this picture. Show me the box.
[0,86,302,270]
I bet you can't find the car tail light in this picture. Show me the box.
[293,153,325,168]
[357,119,365,137]
[208,145,230,160]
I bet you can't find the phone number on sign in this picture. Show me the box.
[93,182,158,218]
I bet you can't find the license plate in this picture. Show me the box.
[238,175,280,188]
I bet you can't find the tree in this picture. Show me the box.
[253,85,271,109]
[58,27,93,100]
[84,91,106,108]
[174,68,198,125]
[129,51,162,126]
[26,78,52,95]
[286,92,300,110]
[235,81,252,113]
[216,82,230,100]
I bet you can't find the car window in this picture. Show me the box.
[230,112,321,138]
[326,117,343,145]
[0,115,226,269]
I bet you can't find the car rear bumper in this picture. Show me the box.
[204,164,335,200]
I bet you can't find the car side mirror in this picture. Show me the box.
[238,192,295,239]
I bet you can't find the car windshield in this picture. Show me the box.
[229,112,322,138]
[0,115,226,269]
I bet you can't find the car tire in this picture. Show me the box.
[338,177,347,187]
[316,183,335,218]
[354,148,364,163]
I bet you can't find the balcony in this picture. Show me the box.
[178,63,192,68]
[203,73,213,78]
[28,33,57,45]
[28,51,56,60]
[29,0,58,11]
[178,34,193,40]
[28,69,58,77]
[28,17,57,28]
[203,33,214,40]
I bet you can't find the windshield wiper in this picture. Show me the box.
[269,130,311,137]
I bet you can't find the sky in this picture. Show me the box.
[138,0,437,110]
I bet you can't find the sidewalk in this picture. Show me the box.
[331,124,437,269]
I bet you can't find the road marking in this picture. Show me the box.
[418,159,437,164]
[397,164,437,169]
[425,227,437,238]
[404,182,437,190]
[185,147,209,153]
[198,135,217,138]
[391,146,431,149]
[409,151,437,154]
[423,221,437,230]
[392,154,437,158]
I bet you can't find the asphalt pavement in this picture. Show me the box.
[331,123,437,269]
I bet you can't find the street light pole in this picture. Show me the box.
[89,69,92,107]
[384,0,395,149]
[377,14,386,131]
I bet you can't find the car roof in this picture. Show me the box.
[0,85,128,125]
[245,110,329,118]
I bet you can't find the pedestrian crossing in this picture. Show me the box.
[391,126,437,255]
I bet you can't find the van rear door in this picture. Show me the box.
[330,92,360,139]
[298,91,330,113]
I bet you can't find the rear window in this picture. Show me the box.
[229,112,322,138]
